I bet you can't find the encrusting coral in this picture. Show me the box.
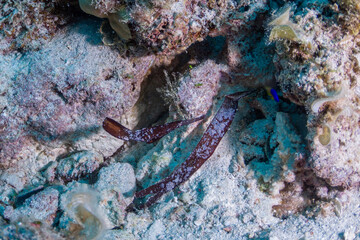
[270,2,360,188]
[78,0,267,55]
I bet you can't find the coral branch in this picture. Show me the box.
[103,115,205,144]
[132,90,256,209]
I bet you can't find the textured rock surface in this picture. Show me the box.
[94,162,136,227]
[95,162,136,196]
[0,222,63,240]
[271,3,360,187]
[178,60,229,117]
[0,0,79,53]
[79,0,268,55]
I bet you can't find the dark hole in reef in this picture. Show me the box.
[289,112,308,141]
[321,5,337,18]
[132,67,169,130]
[252,107,266,120]
[83,162,110,185]
[53,0,83,18]
[278,97,308,141]
[112,224,125,230]
[171,35,227,73]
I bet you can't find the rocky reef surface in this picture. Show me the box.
[0,0,360,239]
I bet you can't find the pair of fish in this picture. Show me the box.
[103,90,257,210]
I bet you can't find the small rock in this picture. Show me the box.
[95,162,136,196]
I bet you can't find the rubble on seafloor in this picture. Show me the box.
[0,0,360,239]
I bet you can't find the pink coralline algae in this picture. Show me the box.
[0,20,155,168]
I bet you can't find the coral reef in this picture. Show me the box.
[129,0,234,55]
[271,2,360,188]
[158,60,229,118]
[1,0,360,239]
[177,60,229,117]
[79,0,268,55]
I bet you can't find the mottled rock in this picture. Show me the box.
[0,170,26,191]
[0,19,155,170]
[95,162,136,196]
[0,0,78,53]
[270,6,360,187]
